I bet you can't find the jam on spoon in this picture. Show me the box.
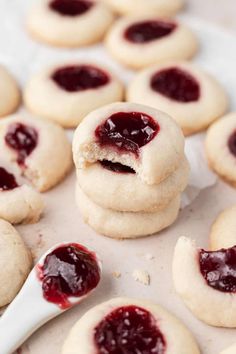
[37,243,100,309]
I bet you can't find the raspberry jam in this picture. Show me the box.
[199,246,236,293]
[0,167,18,191]
[100,160,135,174]
[95,112,159,156]
[94,305,166,354]
[37,243,100,309]
[52,65,110,92]
[49,0,93,16]
[125,20,176,43]
[5,123,38,166]
[151,68,200,103]
[228,132,236,157]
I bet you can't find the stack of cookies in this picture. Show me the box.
[73,102,189,239]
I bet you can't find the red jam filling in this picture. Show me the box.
[151,68,200,103]
[52,65,110,92]
[199,246,236,293]
[125,20,176,44]
[37,243,100,309]
[0,167,18,191]
[228,131,236,157]
[49,0,93,16]
[100,160,135,174]
[95,112,159,156]
[5,123,38,166]
[94,305,166,354]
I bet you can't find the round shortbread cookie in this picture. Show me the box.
[27,0,114,47]
[0,163,44,224]
[210,205,236,251]
[73,102,185,185]
[102,0,185,17]
[62,297,200,354]
[206,113,236,187]
[0,114,72,192]
[0,219,32,307]
[77,157,189,212]
[173,237,236,327]
[24,62,124,128]
[127,61,228,136]
[105,17,198,69]
[220,343,236,354]
[0,65,20,118]
[76,184,180,239]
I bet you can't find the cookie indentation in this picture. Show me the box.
[94,305,166,354]
[37,244,100,309]
[49,0,93,16]
[95,112,159,156]
[151,68,200,103]
[228,131,236,157]
[125,20,176,43]
[0,167,18,191]
[199,246,236,293]
[52,65,110,92]
[5,123,38,165]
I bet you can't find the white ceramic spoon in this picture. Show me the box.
[0,242,102,354]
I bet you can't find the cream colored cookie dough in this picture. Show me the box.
[73,102,185,185]
[62,297,200,354]
[105,17,198,69]
[173,237,236,327]
[127,61,228,136]
[0,65,20,118]
[24,62,124,128]
[210,205,236,250]
[206,113,236,187]
[27,0,114,47]
[103,0,185,17]
[0,219,32,307]
[220,343,236,354]
[0,182,44,224]
[76,184,180,238]
[77,157,189,212]
[0,114,72,192]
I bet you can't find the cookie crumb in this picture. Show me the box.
[132,269,150,285]
[112,271,121,278]
[144,253,155,261]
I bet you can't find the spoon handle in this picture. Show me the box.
[0,271,58,354]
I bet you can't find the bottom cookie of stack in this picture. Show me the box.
[76,184,181,239]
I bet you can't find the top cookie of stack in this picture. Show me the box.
[73,102,189,239]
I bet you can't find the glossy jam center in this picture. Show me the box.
[100,160,135,174]
[49,0,93,16]
[5,123,38,165]
[37,244,100,309]
[125,20,176,43]
[94,305,166,354]
[0,167,18,191]
[199,246,236,293]
[95,112,159,156]
[52,65,110,92]
[151,68,200,103]
[228,131,236,157]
